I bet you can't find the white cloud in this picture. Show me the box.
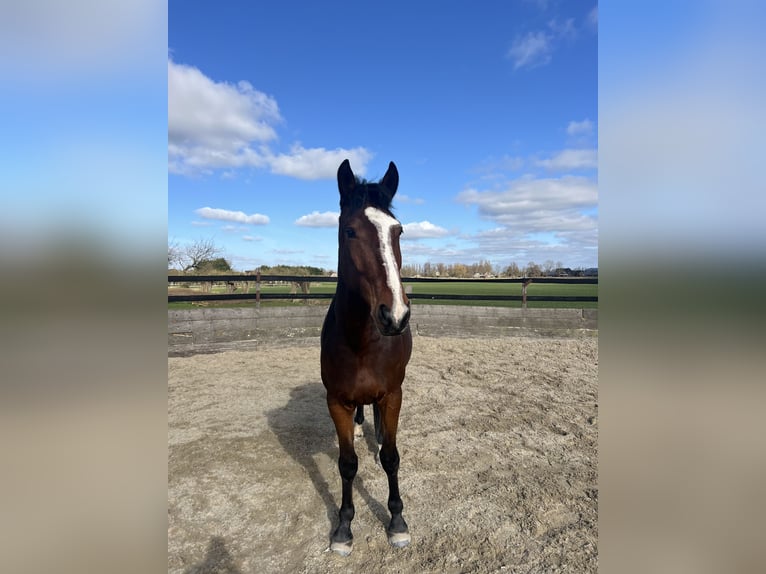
[537,149,598,171]
[507,31,553,70]
[269,145,373,180]
[566,119,594,136]
[195,207,270,225]
[393,167,599,268]
[294,210,339,227]
[548,18,577,41]
[587,6,598,30]
[168,59,278,174]
[242,235,262,242]
[465,225,597,269]
[507,12,594,72]
[169,59,280,148]
[168,60,372,178]
[469,146,597,246]
[402,221,450,239]
[457,175,597,237]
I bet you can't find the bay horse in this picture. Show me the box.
[320,159,413,556]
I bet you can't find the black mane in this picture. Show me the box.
[341,178,395,213]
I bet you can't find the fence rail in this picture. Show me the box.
[168,273,598,306]
[168,274,597,285]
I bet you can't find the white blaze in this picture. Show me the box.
[364,207,408,324]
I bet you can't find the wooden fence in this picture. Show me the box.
[168,273,598,308]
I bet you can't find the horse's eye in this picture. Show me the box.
[344,227,356,239]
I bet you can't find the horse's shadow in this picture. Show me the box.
[265,382,389,532]
[183,536,242,574]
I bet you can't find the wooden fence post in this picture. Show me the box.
[522,279,532,309]
[256,269,261,309]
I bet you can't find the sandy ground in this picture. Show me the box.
[168,335,598,573]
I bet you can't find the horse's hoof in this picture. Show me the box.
[388,531,411,548]
[330,540,353,556]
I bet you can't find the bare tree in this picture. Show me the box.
[504,262,521,277]
[401,263,420,277]
[525,261,542,277]
[168,240,182,269]
[452,263,468,278]
[180,238,223,273]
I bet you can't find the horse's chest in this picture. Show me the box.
[336,358,396,404]
[321,329,409,404]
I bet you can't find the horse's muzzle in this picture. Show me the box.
[376,303,411,336]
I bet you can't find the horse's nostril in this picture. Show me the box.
[377,303,410,335]
[379,304,393,325]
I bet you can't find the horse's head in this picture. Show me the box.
[336,159,411,336]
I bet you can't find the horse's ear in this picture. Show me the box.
[381,161,399,196]
[337,159,356,200]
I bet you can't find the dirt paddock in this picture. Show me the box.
[168,335,598,573]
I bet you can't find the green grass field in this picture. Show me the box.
[168,279,598,309]
[404,280,598,308]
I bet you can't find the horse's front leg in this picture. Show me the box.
[377,391,410,548]
[327,400,358,556]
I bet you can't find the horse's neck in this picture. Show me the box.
[333,281,375,340]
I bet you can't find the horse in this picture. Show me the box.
[320,159,413,556]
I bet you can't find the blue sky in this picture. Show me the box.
[168,1,598,272]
